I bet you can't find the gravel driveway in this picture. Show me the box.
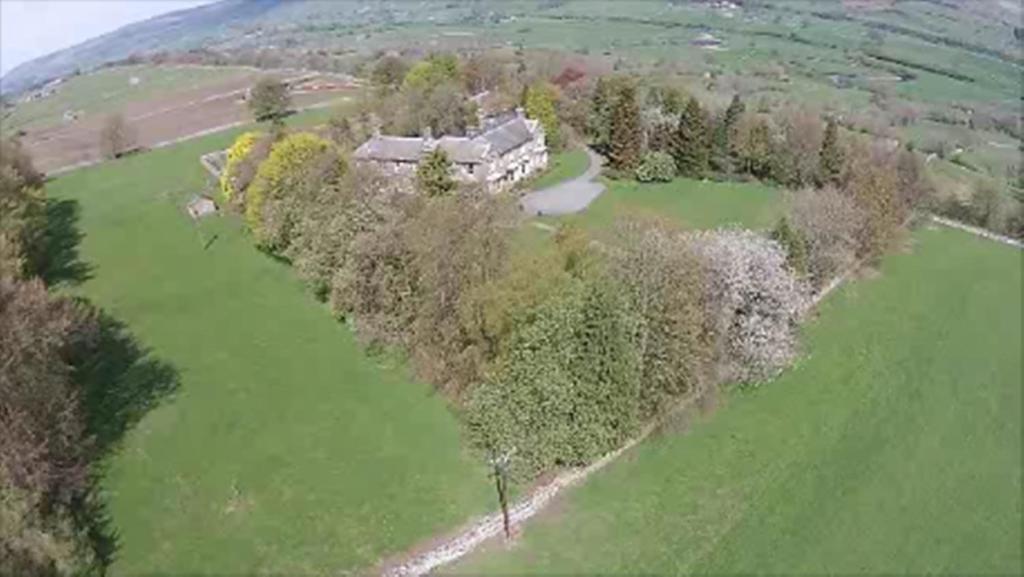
[520,147,605,216]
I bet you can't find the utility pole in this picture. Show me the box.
[489,448,515,541]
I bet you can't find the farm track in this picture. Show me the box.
[519,147,605,215]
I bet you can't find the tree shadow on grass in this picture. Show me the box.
[71,309,181,570]
[39,198,92,287]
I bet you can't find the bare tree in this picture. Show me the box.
[99,113,137,159]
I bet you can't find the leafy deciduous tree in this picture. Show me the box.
[731,112,773,178]
[690,229,808,385]
[786,186,866,289]
[525,83,562,151]
[248,77,291,122]
[402,54,461,93]
[0,140,46,279]
[245,132,337,247]
[635,151,677,182]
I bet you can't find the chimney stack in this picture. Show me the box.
[369,113,382,138]
[421,125,438,152]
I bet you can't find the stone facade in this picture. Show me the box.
[353,110,548,193]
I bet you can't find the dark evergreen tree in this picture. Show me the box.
[608,83,642,171]
[589,76,627,155]
[673,97,710,177]
[818,118,843,186]
[723,94,745,128]
[710,94,745,174]
[733,114,774,178]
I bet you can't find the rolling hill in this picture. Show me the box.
[1,0,281,95]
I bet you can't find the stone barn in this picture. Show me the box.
[353,109,548,193]
[186,195,217,220]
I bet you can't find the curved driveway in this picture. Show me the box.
[520,147,605,216]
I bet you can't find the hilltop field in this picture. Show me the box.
[4,1,1020,575]
[40,108,1020,574]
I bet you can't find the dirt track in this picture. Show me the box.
[21,69,356,173]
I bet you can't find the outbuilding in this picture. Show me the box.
[186,195,218,220]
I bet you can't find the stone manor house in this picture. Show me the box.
[353,109,548,192]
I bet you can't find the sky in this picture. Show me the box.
[0,0,217,76]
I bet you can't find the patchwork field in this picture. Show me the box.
[46,112,491,575]
[8,65,356,173]
[3,65,251,133]
[453,225,1022,575]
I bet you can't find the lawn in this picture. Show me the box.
[530,147,590,190]
[562,177,783,232]
[452,224,1022,575]
[47,114,492,574]
[5,64,252,133]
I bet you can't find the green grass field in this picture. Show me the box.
[4,65,251,133]
[47,115,491,574]
[561,177,783,233]
[453,225,1022,575]
[530,148,590,190]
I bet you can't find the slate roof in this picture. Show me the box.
[353,136,424,163]
[354,115,539,165]
[437,136,490,164]
[481,117,534,156]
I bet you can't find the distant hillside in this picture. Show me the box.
[0,0,283,96]
[3,0,1018,99]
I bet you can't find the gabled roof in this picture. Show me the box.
[354,136,425,163]
[481,117,535,156]
[437,136,490,164]
[353,115,541,165]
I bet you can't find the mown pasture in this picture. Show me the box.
[453,224,1022,575]
[561,177,784,233]
[46,111,492,575]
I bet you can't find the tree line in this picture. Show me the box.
[218,54,979,480]
[221,73,815,480]
[2,140,142,575]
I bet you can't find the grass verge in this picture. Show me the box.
[530,148,590,190]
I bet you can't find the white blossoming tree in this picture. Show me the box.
[690,229,810,385]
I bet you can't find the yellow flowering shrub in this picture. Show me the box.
[245,132,333,243]
[220,131,262,202]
